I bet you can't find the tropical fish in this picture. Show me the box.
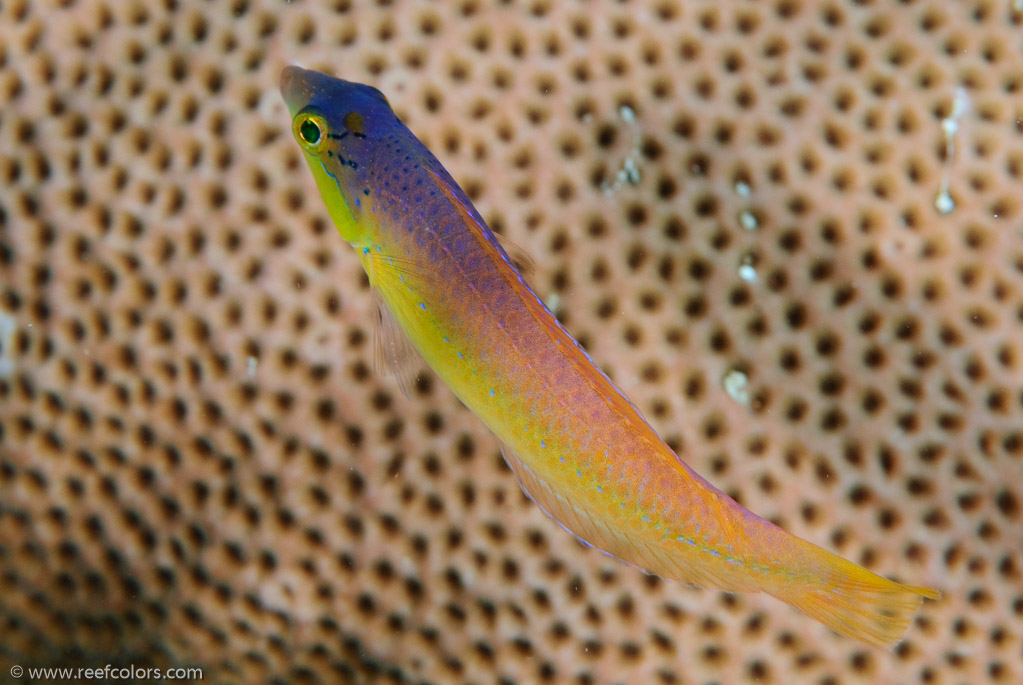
[280,66,939,648]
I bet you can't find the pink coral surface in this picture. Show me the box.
[1,1,1022,683]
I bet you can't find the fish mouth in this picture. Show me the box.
[279,65,313,116]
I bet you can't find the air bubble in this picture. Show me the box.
[739,209,758,230]
[935,189,955,214]
[934,87,971,215]
[723,369,750,406]
[601,105,643,195]
[0,309,16,377]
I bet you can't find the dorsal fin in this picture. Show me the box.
[493,232,535,280]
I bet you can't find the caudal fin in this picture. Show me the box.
[773,551,940,649]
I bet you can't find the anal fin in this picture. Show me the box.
[498,445,741,591]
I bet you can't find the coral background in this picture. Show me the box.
[2,0,1022,683]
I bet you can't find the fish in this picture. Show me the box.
[279,66,939,649]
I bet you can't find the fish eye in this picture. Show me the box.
[292,111,328,152]
[300,119,321,144]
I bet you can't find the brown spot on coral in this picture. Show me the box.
[2,0,1022,682]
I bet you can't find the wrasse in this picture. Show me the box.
[280,66,939,648]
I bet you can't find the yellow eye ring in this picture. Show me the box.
[293,112,329,153]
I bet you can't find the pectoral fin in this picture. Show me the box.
[372,291,427,398]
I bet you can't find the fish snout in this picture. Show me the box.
[280,65,311,114]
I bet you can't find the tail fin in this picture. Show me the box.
[772,551,940,649]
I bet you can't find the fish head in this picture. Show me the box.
[280,66,396,243]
